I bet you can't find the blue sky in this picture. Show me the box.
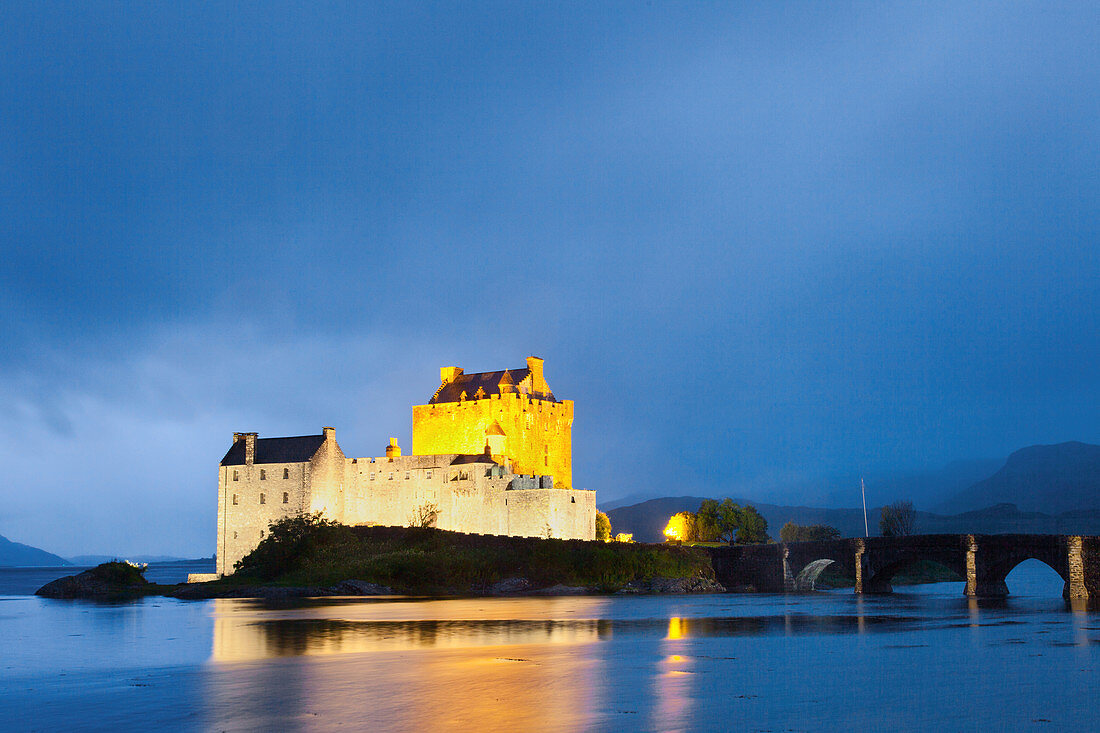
[1,2,1097,556]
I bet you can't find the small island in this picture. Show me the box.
[38,515,726,600]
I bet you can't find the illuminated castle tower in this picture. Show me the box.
[412,356,574,489]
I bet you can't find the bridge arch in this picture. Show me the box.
[861,556,964,594]
[785,540,859,592]
[793,559,838,591]
[977,551,1071,598]
[860,540,968,594]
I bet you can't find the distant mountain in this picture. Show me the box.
[598,458,1004,513]
[845,458,1005,510]
[0,534,71,567]
[606,496,1100,544]
[68,554,213,565]
[937,442,1100,514]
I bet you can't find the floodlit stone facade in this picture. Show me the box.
[215,358,595,575]
[413,357,574,489]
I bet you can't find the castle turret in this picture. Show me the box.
[386,437,402,459]
[527,356,548,396]
[440,366,463,385]
[485,421,506,457]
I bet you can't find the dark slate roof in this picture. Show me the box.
[430,368,556,404]
[450,453,498,465]
[220,435,326,466]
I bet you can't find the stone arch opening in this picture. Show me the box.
[793,559,839,591]
[981,555,1070,598]
[788,550,857,592]
[1005,559,1067,597]
[863,556,965,594]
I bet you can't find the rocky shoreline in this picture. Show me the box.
[35,562,166,600]
[37,563,727,600]
[170,574,725,599]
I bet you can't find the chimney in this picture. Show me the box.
[233,432,242,444]
[243,433,257,465]
[386,437,401,459]
[440,366,463,385]
[323,426,335,443]
[526,356,546,394]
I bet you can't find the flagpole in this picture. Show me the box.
[860,476,869,537]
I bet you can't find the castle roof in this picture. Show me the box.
[450,453,498,465]
[220,435,326,466]
[430,368,557,404]
[485,421,506,436]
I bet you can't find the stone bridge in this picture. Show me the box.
[706,534,1100,599]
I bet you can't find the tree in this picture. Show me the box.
[408,502,440,529]
[779,522,841,543]
[880,500,916,537]
[234,512,337,576]
[595,511,612,542]
[695,498,769,544]
[716,499,743,543]
[663,511,697,542]
[734,505,769,544]
[696,499,723,542]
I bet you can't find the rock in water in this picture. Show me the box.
[35,561,153,599]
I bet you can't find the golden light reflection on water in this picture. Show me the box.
[211,597,614,661]
[205,597,615,732]
[667,616,684,639]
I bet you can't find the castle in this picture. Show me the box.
[214,357,596,575]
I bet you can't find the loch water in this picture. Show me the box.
[2,562,1098,732]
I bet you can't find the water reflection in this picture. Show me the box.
[206,598,613,732]
[212,602,941,663]
[5,567,1100,733]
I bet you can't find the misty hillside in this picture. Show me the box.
[938,442,1100,514]
[605,496,1100,544]
[0,534,71,567]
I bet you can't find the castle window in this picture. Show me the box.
[259,493,266,505]
[426,470,432,479]
[233,470,239,481]
[260,469,266,480]
[233,531,237,539]
[232,494,238,505]
[260,529,264,538]
[283,468,290,479]
[389,473,394,480]
[370,472,375,480]
[405,472,410,480]
[571,496,576,503]
[282,492,289,504]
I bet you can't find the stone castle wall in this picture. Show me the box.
[338,452,594,540]
[412,393,573,489]
[215,460,311,575]
[216,448,596,575]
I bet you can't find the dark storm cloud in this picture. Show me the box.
[1,2,1097,553]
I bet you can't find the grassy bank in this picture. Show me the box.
[217,516,715,595]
